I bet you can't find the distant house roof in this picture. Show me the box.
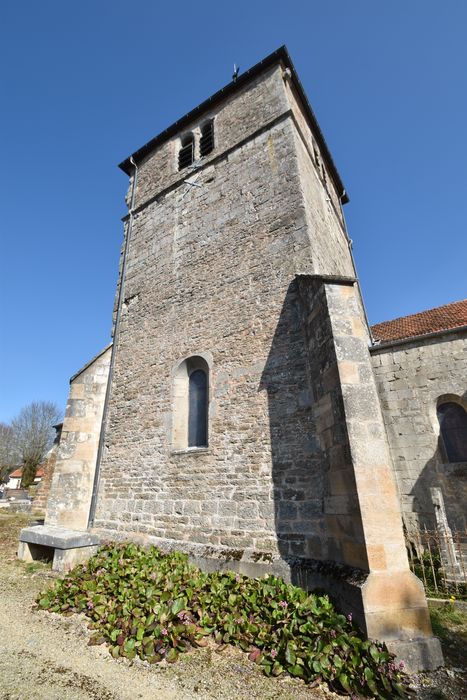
[371,299,467,344]
[9,467,45,479]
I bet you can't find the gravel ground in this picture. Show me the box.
[0,513,465,700]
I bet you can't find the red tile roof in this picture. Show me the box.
[371,299,467,343]
[9,467,45,479]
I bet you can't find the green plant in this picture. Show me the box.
[37,543,408,698]
[430,602,466,637]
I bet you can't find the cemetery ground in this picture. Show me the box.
[0,513,465,700]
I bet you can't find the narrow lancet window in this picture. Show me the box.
[437,401,467,463]
[179,133,194,170]
[199,120,214,157]
[173,356,210,450]
[188,369,208,447]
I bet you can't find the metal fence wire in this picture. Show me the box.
[405,526,467,599]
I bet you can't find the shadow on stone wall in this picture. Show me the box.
[410,390,467,532]
[259,280,327,565]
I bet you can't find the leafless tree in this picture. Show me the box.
[10,401,62,487]
[0,422,19,483]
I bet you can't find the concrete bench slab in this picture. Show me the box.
[18,525,101,572]
[19,525,100,549]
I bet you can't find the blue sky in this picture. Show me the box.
[1,1,466,422]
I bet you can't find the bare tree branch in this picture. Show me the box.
[9,401,62,487]
[0,422,19,483]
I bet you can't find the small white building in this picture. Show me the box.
[4,467,44,491]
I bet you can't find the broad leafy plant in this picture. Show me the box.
[37,543,407,698]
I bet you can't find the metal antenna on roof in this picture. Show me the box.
[232,63,240,82]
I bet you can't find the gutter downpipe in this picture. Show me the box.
[338,191,375,345]
[88,156,139,527]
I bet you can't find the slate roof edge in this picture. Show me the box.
[118,46,349,204]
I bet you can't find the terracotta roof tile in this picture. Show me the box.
[8,467,45,479]
[371,299,467,343]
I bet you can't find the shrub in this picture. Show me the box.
[37,543,407,698]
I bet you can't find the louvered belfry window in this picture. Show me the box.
[178,134,194,170]
[199,120,214,157]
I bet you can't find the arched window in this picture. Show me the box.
[178,133,194,170]
[437,401,467,463]
[173,356,209,449]
[188,369,208,447]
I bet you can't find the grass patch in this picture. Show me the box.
[430,602,466,640]
[429,601,467,670]
[25,561,51,574]
[37,542,408,699]
[0,513,31,553]
[431,603,465,629]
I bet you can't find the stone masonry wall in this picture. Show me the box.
[46,346,111,530]
[293,125,353,278]
[295,276,365,566]
[33,446,58,512]
[371,331,467,531]
[284,78,344,222]
[92,65,357,563]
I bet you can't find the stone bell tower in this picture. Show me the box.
[20,47,442,670]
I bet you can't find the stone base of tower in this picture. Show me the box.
[91,527,442,672]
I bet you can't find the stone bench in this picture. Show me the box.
[18,525,100,572]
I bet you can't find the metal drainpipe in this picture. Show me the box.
[87,156,139,527]
[338,191,375,345]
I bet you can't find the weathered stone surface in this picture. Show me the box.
[386,638,443,674]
